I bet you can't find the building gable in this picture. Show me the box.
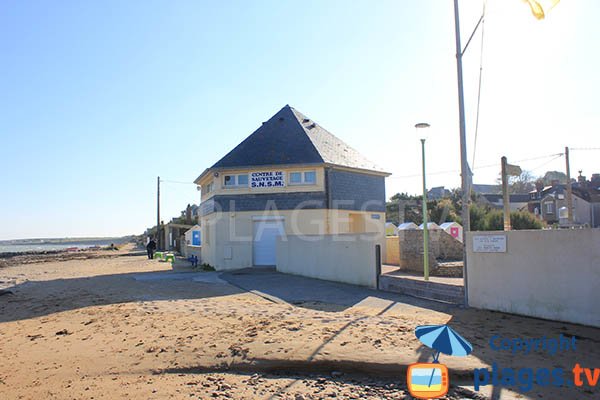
[208,105,386,174]
[211,106,324,169]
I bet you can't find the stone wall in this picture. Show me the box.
[386,230,463,272]
[397,230,438,272]
[436,230,464,260]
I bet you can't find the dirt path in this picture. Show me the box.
[0,252,598,399]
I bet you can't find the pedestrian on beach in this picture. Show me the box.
[146,238,156,260]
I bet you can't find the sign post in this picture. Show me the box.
[501,157,522,231]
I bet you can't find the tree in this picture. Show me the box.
[509,171,536,193]
[542,170,567,185]
[429,198,460,225]
[468,204,543,231]
[385,193,420,225]
[387,190,544,231]
[469,204,489,231]
[495,170,536,193]
[511,211,544,230]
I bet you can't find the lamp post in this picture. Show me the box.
[415,123,431,281]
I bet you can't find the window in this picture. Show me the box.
[289,170,316,185]
[237,174,248,185]
[290,172,302,184]
[224,175,234,186]
[202,182,214,195]
[304,171,316,184]
[545,202,554,214]
[224,174,249,188]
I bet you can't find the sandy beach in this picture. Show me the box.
[1,245,598,399]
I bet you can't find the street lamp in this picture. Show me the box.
[415,123,430,281]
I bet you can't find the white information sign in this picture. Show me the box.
[251,171,285,188]
[473,235,507,253]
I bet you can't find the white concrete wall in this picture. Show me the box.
[276,233,382,288]
[201,209,385,271]
[467,229,600,327]
[182,244,201,259]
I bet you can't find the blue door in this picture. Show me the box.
[192,230,201,246]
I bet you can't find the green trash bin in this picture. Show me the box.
[154,251,164,260]
[165,253,175,263]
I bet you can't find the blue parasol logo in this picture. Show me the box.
[415,324,473,362]
[407,324,473,399]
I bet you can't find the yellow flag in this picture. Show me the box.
[523,0,560,20]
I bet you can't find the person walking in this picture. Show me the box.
[146,237,157,260]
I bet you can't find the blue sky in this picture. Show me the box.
[1,0,598,240]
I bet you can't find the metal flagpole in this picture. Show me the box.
[453,0,471,306]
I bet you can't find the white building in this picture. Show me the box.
[440,222,463,242]
[398,222,418,230]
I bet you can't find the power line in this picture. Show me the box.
[471,1,486,171]
[529,154,564,172]
[159,179,197,185]
[389,152,563,179]
[474,153,564,170]
[570,147,600,151]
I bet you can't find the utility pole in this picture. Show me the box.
[501,157,511,231]
[565,147,573,224]
[454,0,471,306]
[157,176,161,250]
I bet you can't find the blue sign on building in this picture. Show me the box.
[192,230,201,246]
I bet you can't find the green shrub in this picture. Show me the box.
[510,211,544,230]
[484,209,504,231]
[200,263,215,271]
[469,205,543,231]
[469,204,489,231]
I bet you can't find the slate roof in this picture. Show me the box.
[471,184,500,194]
[209,105,387,174]
[481,193,530,203]
[440,222,461,229]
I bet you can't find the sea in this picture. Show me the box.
[0,240,126,254]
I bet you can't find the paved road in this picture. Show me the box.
[220,267,457,314]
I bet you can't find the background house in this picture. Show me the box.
[398,222,418,230]
[478,193,530,211]
[471,183,500,194]
[385,222,398,236]
[418,222,440,230]
[528,178,599,227]
[182,225,201,258]
[440,221,463,242]
[427,186,450,200]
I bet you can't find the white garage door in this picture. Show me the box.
[253,219,285,266]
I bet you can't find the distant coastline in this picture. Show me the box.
[0,236,135,254]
